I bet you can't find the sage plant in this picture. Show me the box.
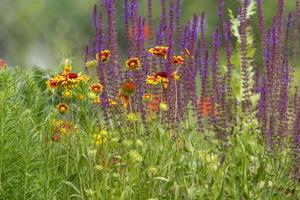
[84,0,300,168]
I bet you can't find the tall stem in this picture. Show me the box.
[160,86,163,125]
[175,80,178,121]
[129,96,133,113]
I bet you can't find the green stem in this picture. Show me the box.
[160,86,163,125]
[175,80,178,122]
[129,96,133,113]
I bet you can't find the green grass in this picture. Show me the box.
[0,67,299,199]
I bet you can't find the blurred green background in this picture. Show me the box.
[0,0,299,75]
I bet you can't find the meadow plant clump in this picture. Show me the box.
[1,0,300,199]
[85,0,300,159]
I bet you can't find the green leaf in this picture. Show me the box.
[153,177,169,182]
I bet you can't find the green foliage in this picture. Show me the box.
[0,68,299,199]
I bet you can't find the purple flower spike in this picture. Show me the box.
[84,0,300,148]
[293,0,300,60]
[240,0,251,110]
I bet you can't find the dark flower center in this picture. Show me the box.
[68,73,78,79]
[155,72,168,78]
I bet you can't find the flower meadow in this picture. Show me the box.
[1,0,300,199]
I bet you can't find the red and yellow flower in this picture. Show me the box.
[46,72,89,90]
[96,50,111,62]
[143,93,153,103]
[149,46,169,59]
[89,83,104,94]
[57,103,68,114]
[172,55,184,66]
[146,72,169,89]
[125,57,141,70]
[47,79,59,90]
[145,74,160,86]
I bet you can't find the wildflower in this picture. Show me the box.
[149,46,169,59]
[171,71,180,81]
[46,79,58,90]
[63,65,72,74]
[67,72,78,79]
[93,130,108,145]
[0,59,8,70]
[145,74,160,86]
[52,134,61,142]
[63,59,72,73]
[47,72,89,90]
[118,90,129,109]
[159,102,168,111]
[129,150,143,162]
[121,81,136,96]
[172,55,184,66]
[181,48,192,59]
[85,59,98,68]
[147,166,158,176]
[89,83,103,94]
[96,50,111,62]
[92,97,102,105]
[146,72,169,89]
[57,103,68,114]
[77,94,85,101]
[51,120,77,135]
[127,113,137,123]
[125,57,141,70]
[143,93,153,103]
[108,98,118,106]
[101,98,119,107]
[155,72,169,89]
[88,92,97,99]
[62,90,72,98]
